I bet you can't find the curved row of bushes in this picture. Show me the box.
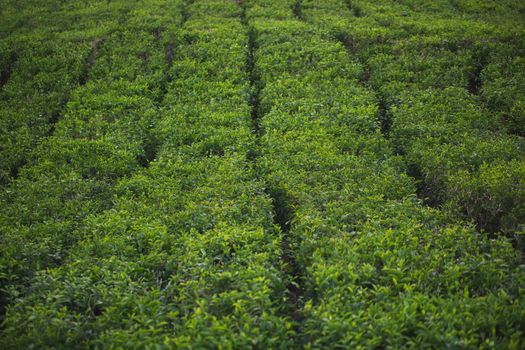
[1,0,523,348]
[2,0,182,341]
[302,0,525,238]
[2,1,293,348]
[0,0,137,185]
[248,0,525,347]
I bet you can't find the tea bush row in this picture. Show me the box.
[248,0,525,347]
[2,1,292,348]
[304,0,525,237]
[1,0,182,335]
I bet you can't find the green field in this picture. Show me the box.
[1,0,524,348]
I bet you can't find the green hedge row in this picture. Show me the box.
[390,88,525,235]
[248,0,525,347]
[1,0,523,348]
[1,0,182,334]
[303,0,525,236]
[0,0,181,184]
[0,0,133,185]
[482,51,525,136]
[0,40,88,184]
[2,1,291,348]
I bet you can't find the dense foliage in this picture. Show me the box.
[1,0,524,348]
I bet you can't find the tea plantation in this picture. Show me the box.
[1,0,524,348]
